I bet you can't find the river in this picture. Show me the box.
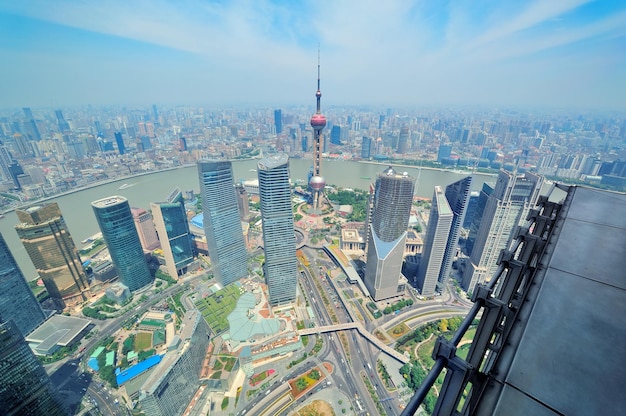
[0,158,496,279]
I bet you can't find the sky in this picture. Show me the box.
[0,0,625,110]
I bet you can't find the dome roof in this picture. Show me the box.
[309,175,326,190]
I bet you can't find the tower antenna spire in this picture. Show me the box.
[316,44,322,113]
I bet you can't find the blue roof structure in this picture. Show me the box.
[190,213,203,229]
[88,357,99,371]
[116,355,162,386]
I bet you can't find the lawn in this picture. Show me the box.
[195,284,242,334]
[388,322,411,339]
[134,332,152,351]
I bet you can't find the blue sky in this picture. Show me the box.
[0,0,625,109]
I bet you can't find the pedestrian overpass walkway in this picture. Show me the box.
[298,322,409,364]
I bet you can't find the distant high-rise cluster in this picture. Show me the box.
[364,166,415,300]
[15,203,91,309]
[258,153,298,305]
[92,196,153,292]
[197,160,248,287]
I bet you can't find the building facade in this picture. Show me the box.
[0,232,46,337]
[258,154,298,305]
[439,176,472,284]
[462,170,543,292]
[138,311,210,416]
[131,208,160,251]
[92,196,153,292]
[197,160,248,286]
[0,319,65,416]
[15,203,90,309]
[364,166,415,300]
[416,186,453,296]
[150,188,195,278]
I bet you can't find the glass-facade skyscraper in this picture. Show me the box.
[92,196,153,292]
[439,176,473,284]
[198,161,248,286]
[462,170,543,292]
[15,203,90,309]
[0,319,66,416]
[151,188,195,278]
[258,154,297,305]
[416,186,453,296]
[0,232,45,337]
[364,166,415,300]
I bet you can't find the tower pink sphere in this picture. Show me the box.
[310,114,327,129]
[309,175,326,191]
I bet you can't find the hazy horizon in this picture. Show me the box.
[1,1,625,110]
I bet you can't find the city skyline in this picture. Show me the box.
[0,1,624,109]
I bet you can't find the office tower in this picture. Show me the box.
[330,125,341,145]
[0,144,12,182]
[235,183,250,221]
[361,136,372,159]
[465,182,494,256]
[15,203,90,309]
[197,160,248,286]
[463,190,480,229]
[462,170,543,292]
[379,115,385,129]
[131,208,160,251]
[274,109,283,134]
[437,143,452,162]
[257,154,297,305]
[439,176,472,284]
[0,232,46,337]
[0,319,66,416]
[416,186,453,296]
[405,185,626,416]
[150,188,194,278]
[152,104,159,123]
[22,107,41,141]
[138,311,210,416]
[114,131,126,155]
[8,160,24,189]
[364,166,415,300]
[54,110,70,133]
[179,136,187,151]
[309,52,327,211]
[92,196,153,292]
[397,126,409,154]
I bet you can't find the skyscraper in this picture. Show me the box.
[22,107,41,141]
[439,176,473,284]
[437,143,452,162]
[92,196,153,292]
[258,153,297,305]
[131,208,160,251]
[361,136,372,159]
[235,183,250,221]
[416,186,453,296]
[462,170,543,292]
[151,188,195,278]
[309,52,327,211]
[55,110,70,133]
[0,232,46,337]
[465,182,494,256]
[197,160,248,286]
[330,125,341,145]
[364,166,415,300]
[274,109,282,134]
[397,126,409,154]
[0,319,66,416]
[114,131,125,155]
[15,203,91,309]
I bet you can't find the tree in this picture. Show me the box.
[439,318,449,332]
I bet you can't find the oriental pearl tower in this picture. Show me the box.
[309,51,326,211]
